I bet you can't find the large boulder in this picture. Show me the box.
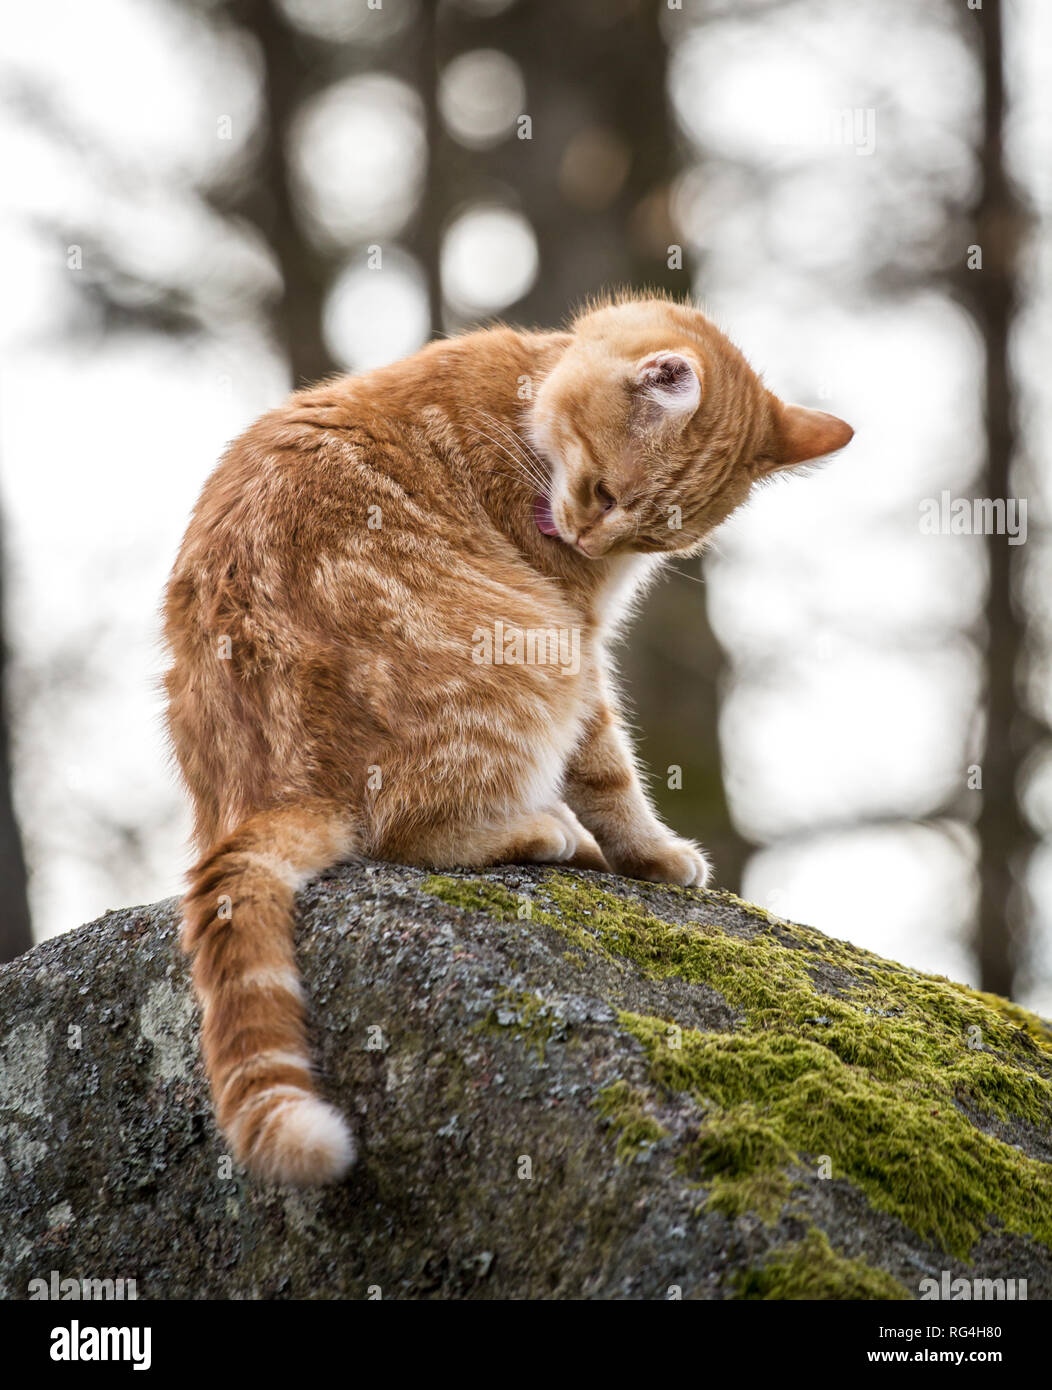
[1,863,1050,1300]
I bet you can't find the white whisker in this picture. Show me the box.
[466,416,550,495]
[477,410,550,478]
[471,410,551,494]
[466,426,544,494]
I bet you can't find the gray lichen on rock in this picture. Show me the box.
[0,863,1050,1300]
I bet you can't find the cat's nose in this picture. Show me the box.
[573,501,618,555]
[574,516,609,555]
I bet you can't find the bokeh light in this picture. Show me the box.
[441,205,538,315]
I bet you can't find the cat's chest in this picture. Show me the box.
[590,553,663,631]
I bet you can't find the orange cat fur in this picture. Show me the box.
[163,294,852,1185]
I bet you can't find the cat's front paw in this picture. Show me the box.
[613,837,712,888]
[499,805,609,872]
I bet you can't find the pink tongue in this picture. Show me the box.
[534,494,560,537]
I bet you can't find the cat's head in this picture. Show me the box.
[527,297,853,558]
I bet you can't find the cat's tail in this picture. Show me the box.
[180,800,359,1186]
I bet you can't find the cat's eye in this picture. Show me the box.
[595,481,617,512]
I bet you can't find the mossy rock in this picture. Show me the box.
[1,863,1049,1299]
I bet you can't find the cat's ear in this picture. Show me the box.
[635,351,702,421]
[769,402,854,470]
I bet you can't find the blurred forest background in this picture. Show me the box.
[2,0,1051,1011]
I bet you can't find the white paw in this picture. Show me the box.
[617,836,712,888]
[512,807,609,870]
[548,820,576,861]
[547,804,609,870]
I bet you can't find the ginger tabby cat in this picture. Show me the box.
[163,294,853,1185]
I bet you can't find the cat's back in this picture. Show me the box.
[165,358,563,661]
[176,379,432,563]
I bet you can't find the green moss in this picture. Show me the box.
[680,1105,795,1220]
[423,874,598,954]
[423,875,524,923]
[424,871,1052,1257]
[621,1010,1052,1254]
[950,983,1052,1055]
[594,1080,667,1160]
[733,1229,910,1301]
[475,988,560,1060]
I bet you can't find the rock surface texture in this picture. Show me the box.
[1,864,1050,1300]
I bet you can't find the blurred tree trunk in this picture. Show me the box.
[225,0,339,385]
[406,0,444,337]
[429,0,751,889]
[0,514,33,962]
[960,0,1032,996]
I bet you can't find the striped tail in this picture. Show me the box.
[181,801,358,1186]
